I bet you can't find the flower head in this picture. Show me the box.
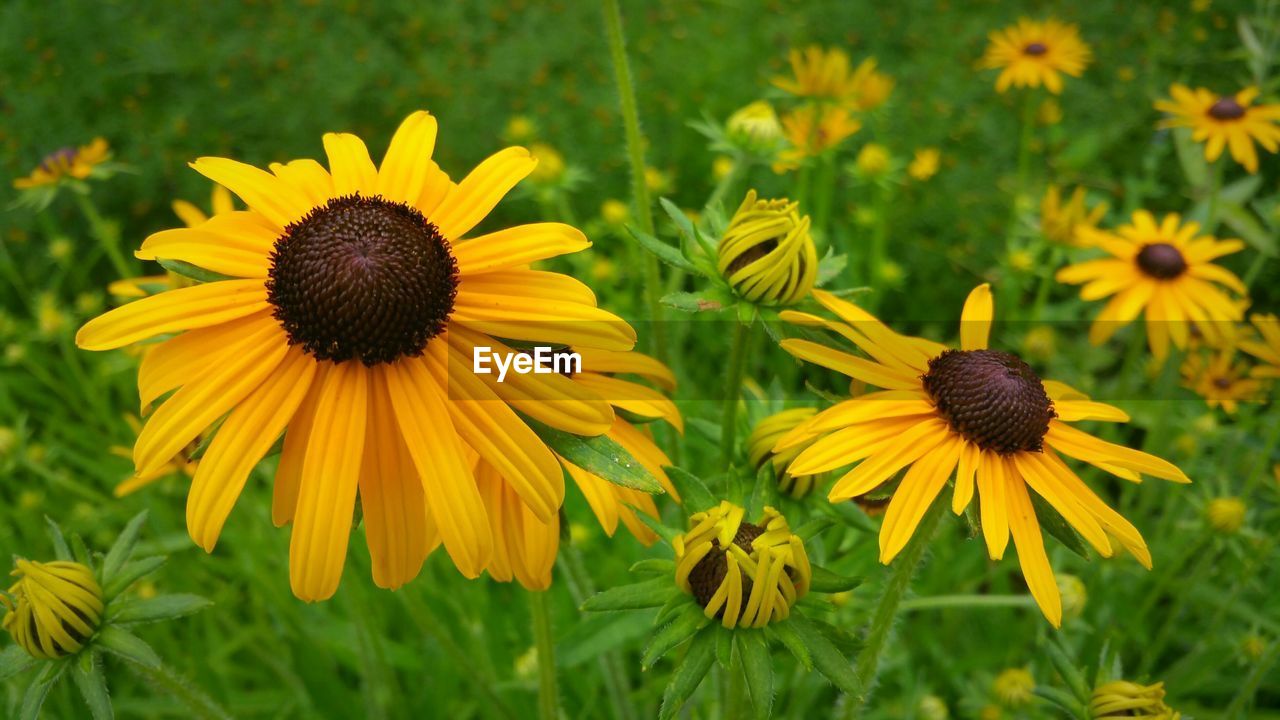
[993,668,1035,707]
[717,190,817,306]
[1057,211,1247,361]
[2,560,104,659]
[1240,314,1280,378]
[673,501,811,628]
[749,408,822,497]
[726,101,784,153]
[1090,680,1180,719]
[1206,496,1246,534]
[777,284,1189,625]
[1057,573,1088,620]
[775,105,861,171]
[1041,185,1107,247]
[13,138,111,189]
[1181,347,1264,414]
[981,18,1092,94]
[855,143,893,177]
[1155,85,1280,173]
[908,148,941,181]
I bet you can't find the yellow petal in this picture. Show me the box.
[879,436,960,563]
[453,223,590,274]
[323,132,378,196]
[77,280,270,351]
[1006,475,1062,627]
[432,147,536,240]
[959,283,993,350]
[273,363,328,527]
[376,111,439,204]
[190,157,311,229]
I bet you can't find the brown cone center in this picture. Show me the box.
[1136,242,1187,280]
[922,349,1055,455]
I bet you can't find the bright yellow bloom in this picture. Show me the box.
[503,115,537,144]
[2,560,104,659]
[980,18,1092,94]
[172,184,236,228]
[76,111,638,601]
[1205,497,1246,534]
[673,501,811,628]
[1240,314,1280,378]
[600,198,630,226]
[1181,347,1265,414]
[777,285,1189,626]
[13,138,110,189]
[749,408,822,497]
[717,190,817,306]
[855,143,892,177]
[1057,211,1247,361]
[1090,680,1180,719]
[993,668,1035,707]
[645,166,673,194]
[847,58,895,111]
[773,46,893,108]
[775,104,862,171]
[908,147,941,181]
[1041,185,1107,247]
[1155,85,1280,173]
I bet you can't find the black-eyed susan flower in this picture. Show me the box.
[1041,185,1107,247]
[1155,85,1280,173]
[980,18,1091,94]
[749,408,821,497]
[1089,680,1180,719]
[717,190,817,306]
[993,668,1035,707]
[776,285,1189,626]
[12,138,111,189]
[847,57,895,111]
[1057,211,1247,361]
[775,105,861,172]
[773,46,893,110]
[1181,347,1264,414]
[908,148,941,181]
[1240,313,1280,377]
[673,501,811,628]
[76,110,639,601]
[1205,496,1246,534]
[2,560,104,659]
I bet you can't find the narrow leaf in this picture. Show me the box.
[808,565,863,594]
[767,622,811,670]
[582,577,677,612]
[737,630,774,720]
[662,466,716,513]
[103,556,167,600]
[629,558,675,576]
[19,662,64,720]
[0,644,37,681]
[714,625,733,669]
[786,613,858,695]
[45,516,72,561]
[156,258,235,284]
[110,594,213,625]
[658,627,716,720]
[644,604,710,668]
[526,419,661,493]
[71,652,114,720]
[102,511,148,582]
[96,626,162,670]
[626,227,698,273]
[1028,493,1091,560]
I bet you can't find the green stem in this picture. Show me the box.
[844,501,945,718]
[602,0,666,363]
[558,546,637,720]
[1030,245,1064,322]
[720,320,753,465]
[529,590,559,720]
[864,181,893,303]
[125,659,232,720]
[813,153,837,245]
[998,92,1037,312]
[898,594,1036,612]
[1223,641,1280,719]
[72,191,133,280]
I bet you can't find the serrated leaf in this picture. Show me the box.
[766,621,811,670]
[19,662,64,720]
[629,558,676,576]
[71,652,114,720]
[660,198,698,245]
[71,533,91,567]
[644,604,710,668]
[816,250,848,286]
[1034,685,1087,715]
[1028,492,1090,560]
[663,466,716,513]
[102,511,148,583]
[0,644,37,681]
[582,577,677,612]
[103,556,167,600]
[1043,635,1090,702]
[45,517,72,561]
[155,258,236,284]
[658,626,716,720]
[110,594,212,625]
[808,565,862,594]
[626,227,698,273]
[1220,202,1277,255]
[737,631,774,720]
[95,626,162,670]
[526,419,661,493]
[786,613,858,695]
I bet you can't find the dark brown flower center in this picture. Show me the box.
[922,349,1055,455]
[1208,96,1245,121]
[1213,377,1233,390]
[724,239,777,277]
[688,522,766,612]
[267,194,458,365]
[40,146,78,172]
[1136,242,1187,280]
[1024,42,1048,56]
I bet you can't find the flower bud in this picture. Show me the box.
[2,560,104,659]
[993,668,1035,707]
[1090,680,1180,719]
[748,408,821,497]
[726,101,783,153]
[717,190,817,306]
[1206,497,1246,534]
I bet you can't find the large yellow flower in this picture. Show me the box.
[1240,313,1280,377]
[13,138,111,189]
[776,285,1188,626]
[76,111,638,601]
[1056,211,1247,361]
[772,46,892,109]
[1155,85,1280,173]
[980,18,1091,94]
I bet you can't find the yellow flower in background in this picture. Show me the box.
[749,408,822,497]
[775,104,862,171]
[712,155,736,180]
[1155,85,1280,173]
[717,190,817,305]
[503,115,537,144]
[529,143,566,184]
[2,560,104,659]
[1041,185,1107,247]
[172,184,236,228]
[76,110,638,601]
[13,138,111,189]
[908,147,941,181]
[1239,313,1280,377]
[600,198,630,226]
[847,58,895,111]
[645,166,673,194]
[980,18,1092,94]
[993,668,1035,707]
[726,100,783,151]
[1181,347,1264,414]
[1205,497,1246,534]
[673,501,811,628]
[1057,211,1247,361]
[1057,573,1087,620]
[1038,98,1063,125]
[1090,680,1180,719]
[772,45,860,101]
[855,143,892,177]
[777,285,1189,626]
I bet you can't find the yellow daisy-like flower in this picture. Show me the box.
[774,104,862,172]
[773,46,893,110]
[13,138,111,189]
[980,18,1092,95]
[748,408,822,497]
[480,349,683,590]
[1239,314,1280,377]
[1056,211,1247,361]
[2,560,104,659]
[1155,85,1280,173]
[1205,496,1246,534]
[847,58,895,111]
[908,148,941,181]
[76,110,638,601]
[1041,185,1107,247]
[776,285,1189,626]
[673,501,811,628]
[717,190,817,306]
[1180,347,1264,414]
[110,184,236,300]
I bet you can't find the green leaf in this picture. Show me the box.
[626,227,699,273]
[110,594,212,625]
[767,621,811,670]
[1034,685,1088,716]
[736,301,756,325]
[808,565,862,594]
[156,258,236,284]
[101,511,148,583]
[557,612,655,668]
[786,613,858,695]
[816,250,848,286]
[1172,128,1209,190]
[1220,202,1277,256]
[45,516,72,561]
[643,603,710,668]
[103,556,167,600]
[793,517,835,541]
[1028,492,1090,560]
[655,592,689,627]
[636,512,682,546]
[658,627,716,720]
[71,652,114,720]
[1219,174,1263,205]
[95,626,162,670]
[660,291,728,313]
[737,631,774,720]
[19,662,65,720]
[0,644,37,681]
[526,419,661,493]
[714,625,734,669]
[629,558,676,576]
[663,466,717,513]
[659,198,698,247]
[581,577,677,612]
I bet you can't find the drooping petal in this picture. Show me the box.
[1005,475,1063,627]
